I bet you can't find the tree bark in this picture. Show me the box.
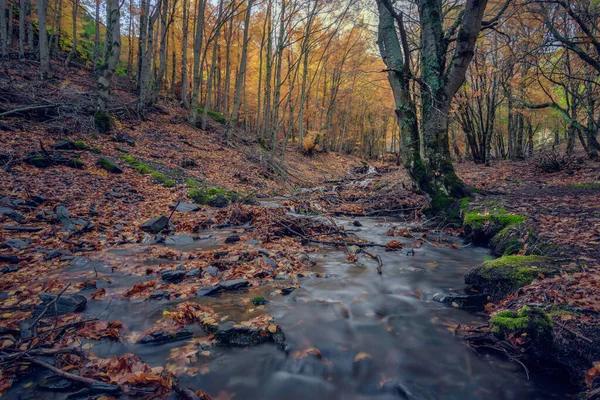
[37,0,50,77]
[188,0,205,124]
[0,0,7,58]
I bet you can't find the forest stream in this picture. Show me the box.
[5,199,574,400]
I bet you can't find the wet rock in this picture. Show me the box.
[148,290,170,300]
[225,234,240,244]
[261,257,278,268]
[170,202,200,212]
[138,328,193,345]
[204,267,219,277]
[37,293,87,315]
[161,269,186,283]
[79,281,97,290]
[0,255,21,264]
[353,353,375,380]
[298,253,310,263]
[176,264,186,271]
[281,287,295,295]
[140,233,156,244]
[2,266,19,274]
[186,268,202,278]
[379,380,410,399]
[352,220,363,227]
[262,372,337,400]
[4,238,28,249]
[218,279,249,291]
[43,249,72,260]
[245,239,260,245]
[196,286,221,297]
[432,292,488,310]
[164,234,195,246]
[113,224,124,231]
[140,216,169,234]
[70,256,105,270]
[214,321,286,348]
[275,273,290,280]
[258,249,273,257]
[213,251,229,259]
[252,296,269,305]
[97,157,123,173]
[0,206,24,221]
[24,153,52,168]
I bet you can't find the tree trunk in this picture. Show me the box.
[19,0,25,58]
[228,0,253,141]
[201,0,224,130]
[188,0,205,124]
[65,0,78,66]
[181,0,189,106]
[0,0,7,58]
[37,0,50,77]
[94,0,100,68]
[96,0,121,133]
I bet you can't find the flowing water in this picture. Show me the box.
[8,207,573,400]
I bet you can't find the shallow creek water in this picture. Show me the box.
[9,206,572,400]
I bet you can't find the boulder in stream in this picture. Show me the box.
[37,293,87,315]
[432,292,489,310]
[196,286,221,297]
[218,279,249,291]
[169,202,200,212]
[138,328,193,345]
[164,234,195,246]
[161,269,186,283]
[214,321,286,348]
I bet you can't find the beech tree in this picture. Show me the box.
[376,0,507,209]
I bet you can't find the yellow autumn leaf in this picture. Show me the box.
[268,324,278,334]
[354,352,372,362]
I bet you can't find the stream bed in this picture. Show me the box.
[8,210,573,400]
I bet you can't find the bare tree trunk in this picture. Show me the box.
[201,0,224,130]
[93,0,100,68]
[261,0,272,142]
[96,0,121,132]
[228,0,253,141]
[19,0,25,58]
[37,0,50,77]
[7,0,12,51]
[181,0,189,106]
[127,0,134,76]
[188,0,205,124]
[0,0,7,58]
[26,0,32,51]
[65,0,78,66]
[154,0,169,100]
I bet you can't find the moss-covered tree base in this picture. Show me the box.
[94,111,111,134]
[463,207,526,245]
[465,255,558,300]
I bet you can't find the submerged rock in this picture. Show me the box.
[138,328,193,345]
[170,202,200,212]
[4,238,28,249]
[432,292,489,310]
[225,234,240,244]
[161,269,186,283]
[196,286,221,297]
[164,234,195,246]
[214,321,286,348]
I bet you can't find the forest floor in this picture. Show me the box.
[1,59,600,398]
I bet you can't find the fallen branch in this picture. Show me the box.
[277,221,388,248]
[172,378,212,400]
[31,283,71,335]
[556,321,593,344]
[0,104,58,118]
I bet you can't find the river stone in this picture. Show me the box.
[2,266,19,274]
[208,194,230,208]
[298,253,310,263]
[218,279,249,290]
[0,255,21,264]
[186,268,202,278]
[43,249,72,260]
[4,238,28,249]
[352,220,363,227]
[148,290,170,300]
[261,257,278,268]
[275,273,290,280]
[140,216,169,233]
[214,321,286,348]
[161,269,186,283]
[432,292,489,310]
[225,234,240,244]
[170,202,200,212]
[38,376,74,391]
[164,234,195,246]
[138,328,193,345]
[0,206,24,221]
[204,266,219,277]
[51,140,77,150]
[281,287,295,295]
[37,293,87,315]
[262,372,337,400]
[196,286,221,297]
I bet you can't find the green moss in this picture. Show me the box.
[120,156,175,188]
[92,146,102,154]
[73,140,90,150]
[465,255,556,299]
[197,108,226,124]
[251,296,268,305]
[189,186,239,207]
[571,182,600,189]
[94,111,111,133]
[97,157,122,173]
[490,306,553,351]
[463,208,527,245]
[470,187,481,194]
[67,158,84,169]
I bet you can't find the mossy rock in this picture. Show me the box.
[197,108,226,124]
[120,156,175,187]
[463,209,526,245]
[66,158,84,169]
[25,155,52,168]
[490,305,553,354]
[465,255,557,300]
[490,223,546,256]
[189,186,239,207]
[97,157,123,173]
